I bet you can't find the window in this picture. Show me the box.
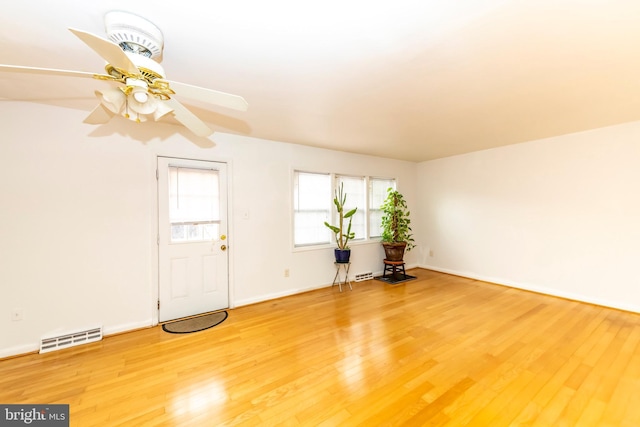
[293,171,396,247]
[369,178,396,238]
[293,171,331,246]
[169,166,220,243]
[336,175,365,241]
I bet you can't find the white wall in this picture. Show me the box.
[416,121,640,313]
[0,101,417,357]
[222,138,419,306]
[13,100,638,360]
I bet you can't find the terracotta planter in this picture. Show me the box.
[382,242,407,261]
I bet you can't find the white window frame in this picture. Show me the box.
[335,174,366,243]
[293,171,332,247]
[369,177,397,239]
[293,170,396,249]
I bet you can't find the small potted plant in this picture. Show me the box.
[324,183,357,263]
[380,188,415,261]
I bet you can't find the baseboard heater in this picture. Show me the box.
[355,271,373,282]
[40,326,103,354]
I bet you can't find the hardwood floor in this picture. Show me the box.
[2,269,640,426]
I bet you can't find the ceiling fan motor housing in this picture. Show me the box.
[105,11,164,60]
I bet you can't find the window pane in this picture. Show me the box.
[336,175,365,240]
[169,166,220,243]
[369,178,396,238]
[171,224,220,243]
[293,173,398,246]
[294,171,331,246]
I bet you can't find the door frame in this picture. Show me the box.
[150,154,236,326]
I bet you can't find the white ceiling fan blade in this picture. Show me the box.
[84,103,115,124]
[0,64,108,79]
[166,80,249,111]
[153,101,174,121]
[164,98,213,137]
[69,28,139,75]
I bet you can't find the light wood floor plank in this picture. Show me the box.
[1,268,640,426]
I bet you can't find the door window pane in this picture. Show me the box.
[169,166,220,243]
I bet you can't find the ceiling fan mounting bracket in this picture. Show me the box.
[105,11,164,60]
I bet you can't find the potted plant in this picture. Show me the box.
[324,183,358,263]
[380,188,415,261]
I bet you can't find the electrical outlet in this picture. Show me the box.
[429,250,434,257]
[12,308,23,321]
[284,269,290,278]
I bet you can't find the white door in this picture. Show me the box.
[157,157,229,322]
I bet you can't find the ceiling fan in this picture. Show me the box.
[0,11,248,137]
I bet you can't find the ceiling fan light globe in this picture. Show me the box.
[130,90,158,115]
[95,88,125,114]
[133,91,148,103]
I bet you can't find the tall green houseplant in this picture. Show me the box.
[324,183,357,262]
[380,188,415,261]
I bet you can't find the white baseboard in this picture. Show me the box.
[1,320,154,360]
[0,344,39,359]
[103,320,154,336]
[236,263,422,307]
[234,283,330,307]
[419,264,640,314]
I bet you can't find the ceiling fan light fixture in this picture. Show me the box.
[132,90,148,103]
[4,12,248,138]
[95,88,125,114]
[129,88,158,115]
[95,87,157,123]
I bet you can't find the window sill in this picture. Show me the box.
[293,238,382,253]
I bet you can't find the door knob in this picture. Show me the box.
[220,245,227,251]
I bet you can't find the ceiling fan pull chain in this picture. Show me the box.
[124,96,130,119]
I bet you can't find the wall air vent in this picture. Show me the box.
[40,327,103,354]
[355,272,373,282]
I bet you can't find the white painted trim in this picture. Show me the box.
[150,154,160,327]
[151,153,236,322]
[234,283,331,307]
[103,320,153,336]
[0,344,39,359]
[1,320,154,360]
[234,262,421,307]
[419,264,640,314]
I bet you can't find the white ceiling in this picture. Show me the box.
[2,0,640,161]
